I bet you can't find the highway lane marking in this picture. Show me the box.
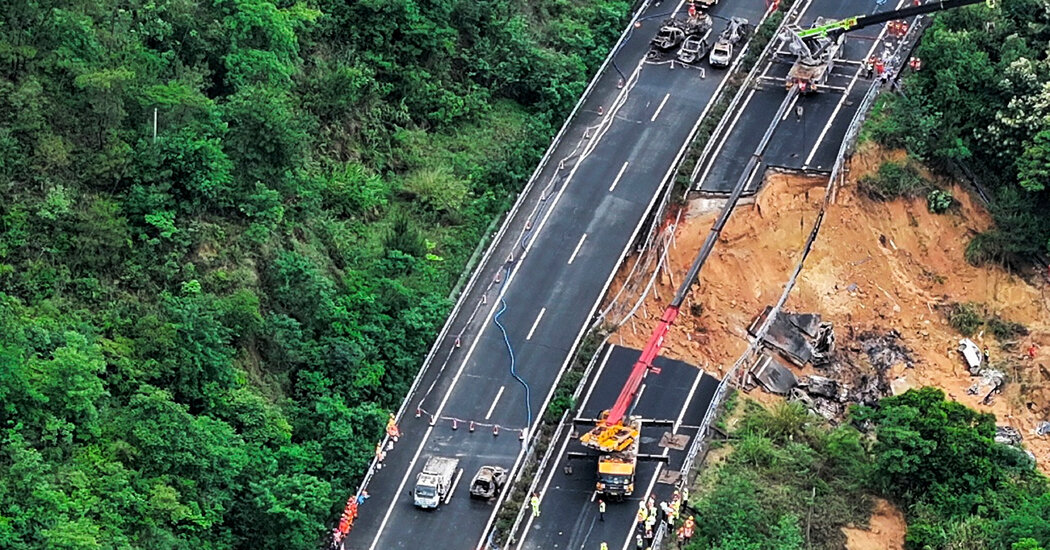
[526,308,546,341]
[781,92,800,121]
[370,0,711,546]
[568,233,588,265]
[635,383,647,409]
[485,386,506,420]
[618,368,704,550]
[446,467,464,504]
[475,43,658,550]
[802,0,907,169]
[650,93,671,122]
[608,161,630,192]
[516,345,616,549]
[368,259,520,550]
[696,88,757,186]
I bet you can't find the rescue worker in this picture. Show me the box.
[1028,344,1039,359]
[795,105,804,121]
[636,533,645,549]
[645,510,657,533]
[600,542,609,550]
[531,493,541,517]
[375,443,386,468]
[684,515,696,543]
[984,346,991,363]
[598,499,606,521]
[637,501,648,524]
[386,413,401,441]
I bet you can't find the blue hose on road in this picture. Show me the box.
[492,266,533,428]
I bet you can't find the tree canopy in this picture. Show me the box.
[0,0,630,547]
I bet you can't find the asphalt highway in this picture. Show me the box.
[345,1,767,548]
[514,345,718,550]
[696,0,913,194]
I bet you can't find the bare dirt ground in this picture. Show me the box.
[843,498,906,550]
[607,142,1050,471]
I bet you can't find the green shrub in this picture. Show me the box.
[947,302,984,336]
[927,189,953,213]
[858,161,929,200]
[988,316,1028,341]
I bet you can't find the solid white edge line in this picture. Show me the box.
[515,345,618,550]
[803,0,908,168]
[609,161,630,192]
[618,368,703,550]
[650,93,671,122]
[526,308,546,341]
[372,42,649,550]
[568,233,588,265]
[485,386,506,420]
[696,88,757,185]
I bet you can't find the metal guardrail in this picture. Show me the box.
[649,9,932,550]
[501,339,613,548]
[687,1,804,190]
[342,1,660,520]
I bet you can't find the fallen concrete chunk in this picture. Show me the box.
[750,354,798,394]
[803,375,841,399]
[1036,421,1050,436]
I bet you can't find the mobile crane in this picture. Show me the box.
[783,0,991,93]
[579,0,995,497]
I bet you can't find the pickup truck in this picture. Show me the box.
[413,456,461,509]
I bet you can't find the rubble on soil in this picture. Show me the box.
[996,425,1024,446]
[967,369,1006,405]
[607,157,1050,471]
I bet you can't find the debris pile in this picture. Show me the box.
[749,308,835,366]
[995,425,1024,446]
[967,369,1005,405]
[857,330,915,371]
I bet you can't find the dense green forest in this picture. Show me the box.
[865,0,1050,263]
[0,0,630,547]
[685,389,1050,550]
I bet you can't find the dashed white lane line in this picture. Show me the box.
[526,307,546,341]
[568,233,588,265]
[485,386,506,420]
[609,161,630,192]
[650,93,671,122]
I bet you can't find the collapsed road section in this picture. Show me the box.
[340,0,770,548]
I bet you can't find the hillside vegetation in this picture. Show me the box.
[686,390,1050,550]
[0,0,630,548]
[863,0,1050,264]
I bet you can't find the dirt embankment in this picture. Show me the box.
[843,498,906,550]
[608,143,1050,471]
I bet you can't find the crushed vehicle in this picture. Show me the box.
[468,465,508,499]
[651,15,713,52]
[708,17,749,68]
[676,35,710,64]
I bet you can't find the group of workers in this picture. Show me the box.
[630,488,692,548]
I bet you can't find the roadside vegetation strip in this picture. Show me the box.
[680,0,800,194]
[652,16,916,548]
[348,0,649,508]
